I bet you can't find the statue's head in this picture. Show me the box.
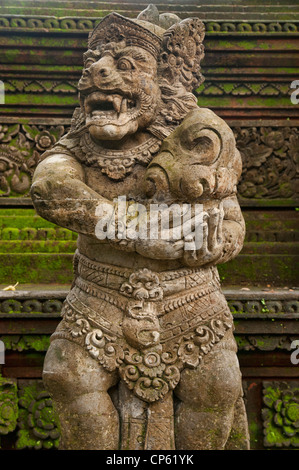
[73,6,205,143]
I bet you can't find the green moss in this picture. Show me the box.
[261,299,270,314]
[219,254,299,287]
[249,420,259,439]
[0,212,76,242]
[264,425,283,445]
[16,381,60,450]
[0,214,56,230]
[254,338,267,348]
[0,209,35,216]
[207,427,224,448]
[1,335,50,352]
[196,96,291,108]
[0,253,74,284]
[0,375,18,437]
[1,228,20,240]
[228,430,248,443]
[16,429,38,449]
[0,240,76,253]
[219,40,257,50]
[235,336,249,349]
[5,94,78,106]
[263,383,299,447]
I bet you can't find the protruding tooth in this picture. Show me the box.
[120,98,128,113]
[112,95,122,113]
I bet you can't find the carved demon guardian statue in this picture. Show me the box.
[31,6,250,450]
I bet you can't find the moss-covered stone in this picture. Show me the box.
[0,375,18,437]
[17,380,60,450]
[1,335,50,352]
[0,253,74,284]
[262,381,299,448]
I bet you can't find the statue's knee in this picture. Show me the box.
[43,339,118,402]
[175,349,241,411]
[42,339,82,401]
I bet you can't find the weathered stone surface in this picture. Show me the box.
[30,7,249,450]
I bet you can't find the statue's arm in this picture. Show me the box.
[30,153,114,238]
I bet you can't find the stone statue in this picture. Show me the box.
[30,5,250,450]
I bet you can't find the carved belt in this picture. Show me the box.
[52,252,234,405]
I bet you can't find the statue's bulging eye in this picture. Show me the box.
[117,58,134,71]
[85,58,96,69]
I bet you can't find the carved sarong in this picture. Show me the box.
[52,251,234,403]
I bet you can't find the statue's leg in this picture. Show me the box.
[174,330,249,450]
[43,338,119,450]
[225,395,250,450]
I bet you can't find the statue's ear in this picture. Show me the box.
[160,18,205,91]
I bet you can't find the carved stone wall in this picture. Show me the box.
[0,0,298,450]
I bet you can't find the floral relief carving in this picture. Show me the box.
[235,126,299,200]
[262,381,299,448]
[0,376,18,436]
[17,380,60,450]
[0,124,67,197]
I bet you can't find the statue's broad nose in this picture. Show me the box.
[91,57,113,78]
[99,66,110,77]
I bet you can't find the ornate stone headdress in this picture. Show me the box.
[88,12,163,60]
[88,6,205,92]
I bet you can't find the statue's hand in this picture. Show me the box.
[134,205,198,260]
[135,237,185,260]
[183,204,224,266]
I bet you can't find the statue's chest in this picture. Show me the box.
[73,132,162,200]
[84,164,148,200]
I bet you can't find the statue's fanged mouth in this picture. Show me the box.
[85,92,137,122]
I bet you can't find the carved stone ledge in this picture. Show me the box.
[2,334,298,354]
[0,288,298,318]
[197,82,295,98]
[3,78,295,98]
[236,335,298,352]
[0,15,298,35]
[3,80,79,95]
[0,335,50,352]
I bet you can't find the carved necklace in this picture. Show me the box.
[77,132,162,181]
